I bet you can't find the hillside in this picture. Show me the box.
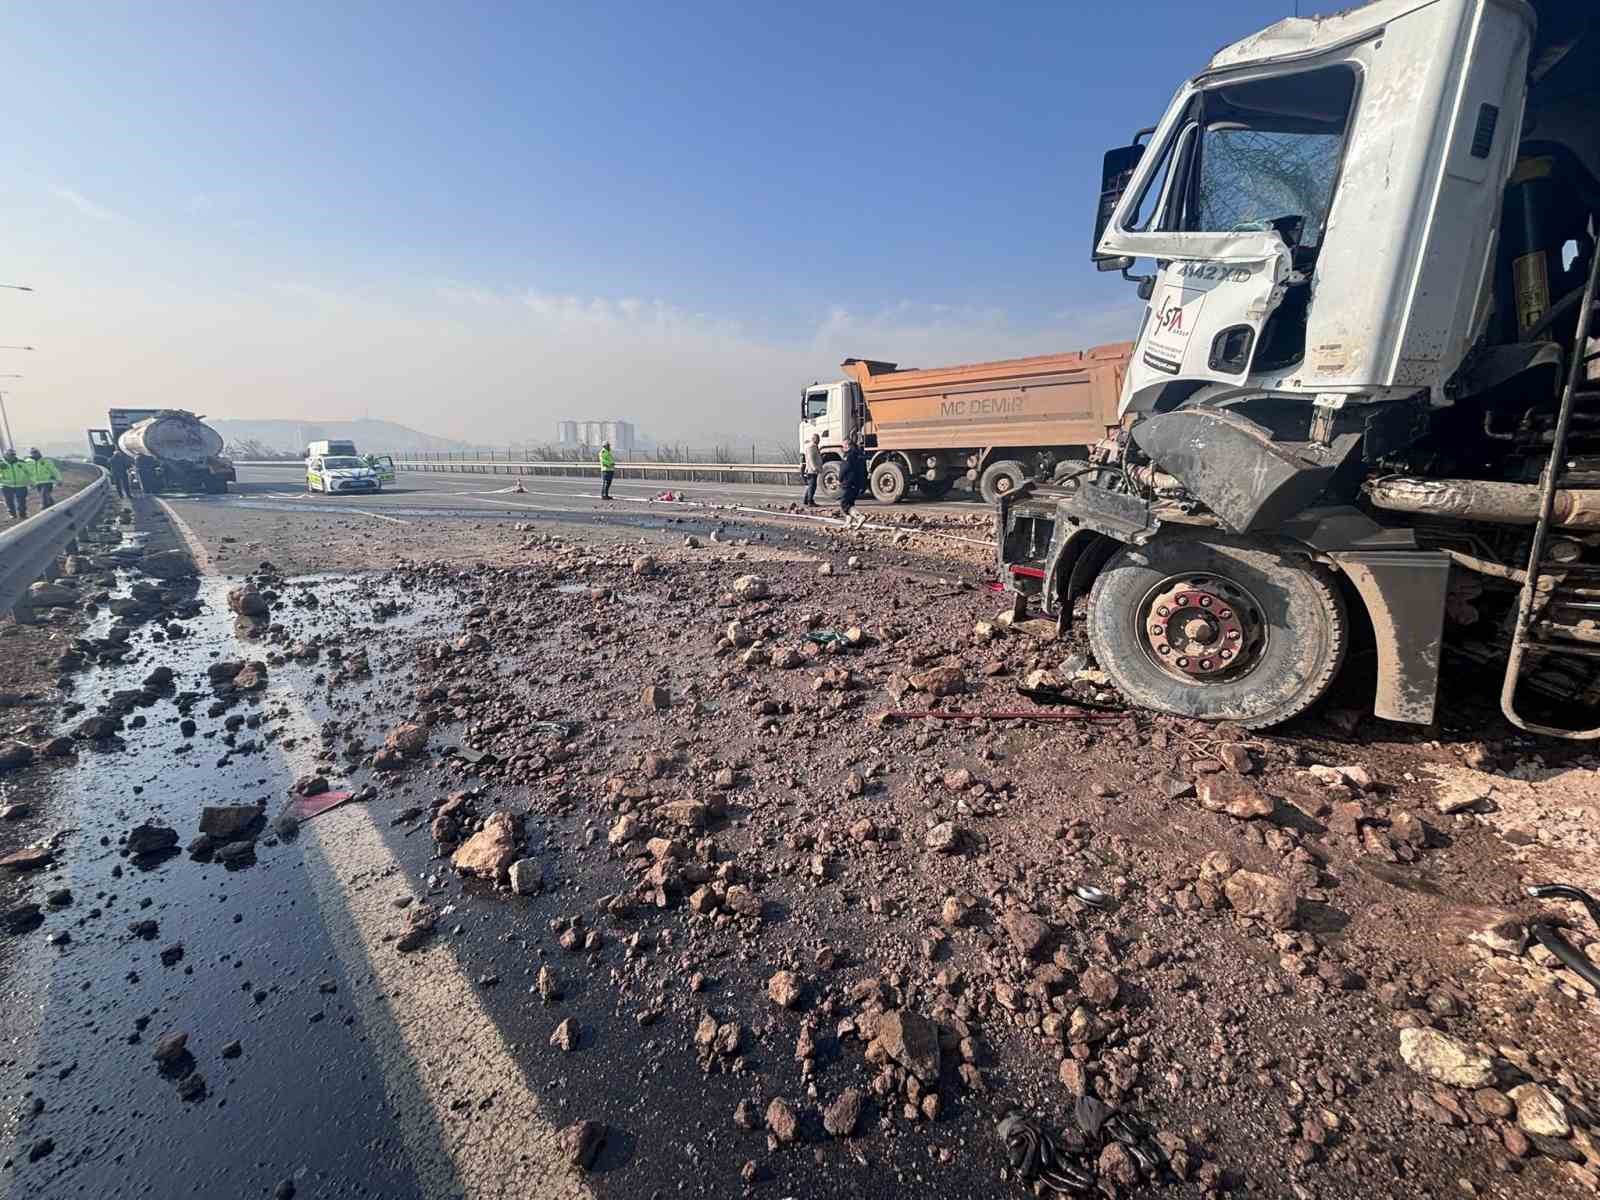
[210,418,468,456]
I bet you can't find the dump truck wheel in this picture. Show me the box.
[1086,532,1347,729]
[870,461,909,504]
[918,477,955,500]
[978,460,1027,504]
[817,461,843,500]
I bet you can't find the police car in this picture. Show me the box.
[306,455,382,494]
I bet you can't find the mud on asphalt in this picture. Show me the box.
[1,496,1598,1200]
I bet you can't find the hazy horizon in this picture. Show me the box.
[1,1,1297,450]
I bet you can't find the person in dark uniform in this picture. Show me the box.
[110,447,133,498]
[838,435,867,528]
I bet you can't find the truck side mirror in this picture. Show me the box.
[1092,143,1145,267]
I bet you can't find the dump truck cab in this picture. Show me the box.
[799,378,864,470]
[87,429,114,468]
[1002,0,1600,734]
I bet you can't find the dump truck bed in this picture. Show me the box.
[843,343,1131,451]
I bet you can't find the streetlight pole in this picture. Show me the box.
[1,286,34,450]
[0,376,23,455]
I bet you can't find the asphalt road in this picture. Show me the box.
[0,477,999,1200]
[227,464,985,519]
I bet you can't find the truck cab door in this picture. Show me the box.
[1094,70,1356,412]
[799,385,842,452]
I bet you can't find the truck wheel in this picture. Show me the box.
[978,459,1027,504]
[1086,533,1347,729]
[869,460,908,504]
[817,461,843,501]
[918,477,955,500]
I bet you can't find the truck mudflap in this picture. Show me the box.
[1325,549,1450,725]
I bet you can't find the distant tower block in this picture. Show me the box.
[561,419,635,450]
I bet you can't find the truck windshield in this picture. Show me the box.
[322,457,365,469]
[804,391,829,420]
[1133,64,1356,250]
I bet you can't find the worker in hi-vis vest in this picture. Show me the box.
[1,449,31,520]
[598,442,616,501]
[27,448,62,508]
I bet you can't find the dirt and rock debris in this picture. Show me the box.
[1,501,1598,1198]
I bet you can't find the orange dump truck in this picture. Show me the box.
[798,343,1132,503]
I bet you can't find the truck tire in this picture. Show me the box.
[1086,532,1347,730]
[869,460,909,504]
[817,461,843,501]
[978,459,1027,504]
[917,477,955,500]
[203,475,227,495]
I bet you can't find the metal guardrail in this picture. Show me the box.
[0,463,112,617]
[232,459,803,484]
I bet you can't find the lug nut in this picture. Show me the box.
[1200,659,1212,670]
[1157,644,1170,655]
[1157,606,1169,617]
[1174,594,1188,605]
[1176,657,1189,668]
[1219,609,1233,619]
[1227,630,1241,640]
[1220,649,1233,659]
[1198,596,1212,608]
[1151,626,1164,637]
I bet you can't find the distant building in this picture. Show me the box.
[559,419,636,451]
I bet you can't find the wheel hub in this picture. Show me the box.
[1144,580,1254,678]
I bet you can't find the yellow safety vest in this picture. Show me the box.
[29,458,61,484]
[599,450,616,471]
[0,460,30,487]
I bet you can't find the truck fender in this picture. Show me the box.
[1130,408,1360,532]
[1326,549,1450,726]
[1042,527,1118,632]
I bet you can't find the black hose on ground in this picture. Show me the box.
[1526,883,1600,992]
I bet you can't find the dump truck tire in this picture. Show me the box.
[979,460,1027,504]
[817,461,843,501]
[1086,532,1347,729]
[917,477,955,500]
[870,460,909,504]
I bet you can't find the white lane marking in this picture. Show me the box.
[152,498,218,574]
[149,514,597,1197]
[343,508,410,525]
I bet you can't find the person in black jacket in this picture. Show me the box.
[110,448,133,498]
[838,436,867,528]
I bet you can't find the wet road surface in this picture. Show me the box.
[0,525,999,1199]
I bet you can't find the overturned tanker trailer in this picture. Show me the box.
[1000,0,1600,735]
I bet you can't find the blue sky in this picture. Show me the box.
[2,0,1305,446]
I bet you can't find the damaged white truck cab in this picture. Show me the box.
[1103,0,1531,413]
[1001,0,1600,733]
